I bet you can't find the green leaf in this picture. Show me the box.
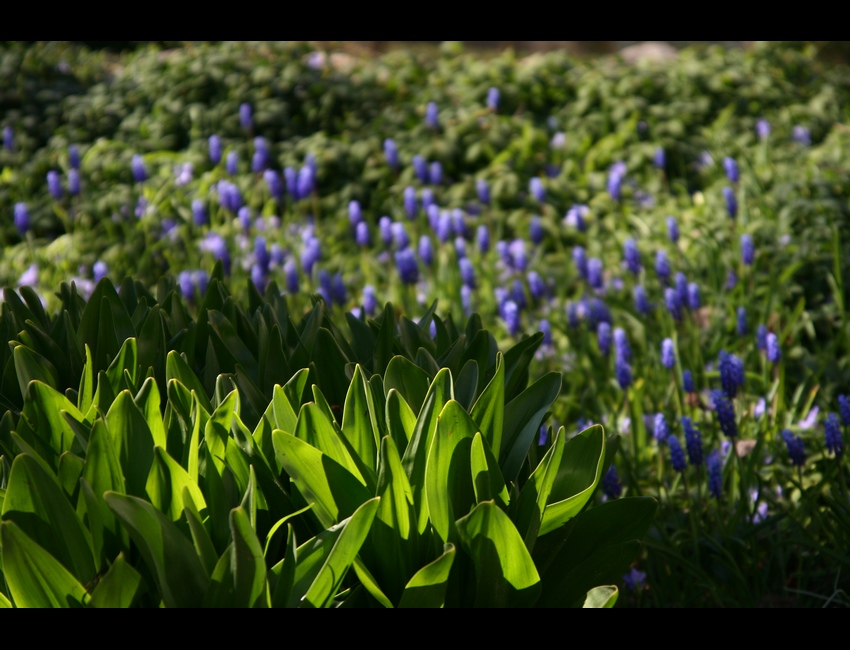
[515,426,566,549]
[230,506,269,607]
[470,352,505,460]
[166,351,213,415]
[583,585,619,608]
[455,359,479,410]
[500,372,562,482]
[470,432,509,509]
[78,345,96,420]
[534,496,657,607]
[539,424,606,536]
[296,402,369,489]
[272,430,372,529]
[134,376,167,449]
[425,400,478,543]
[14,343,60,395]
[397,543,456,608]
[105,338,138,396]
[105,390,155,498]
[182,489,219,577]
[146,446,207,522]
[385,388,416,453]
[502,332,544,401]
[0,521,89,608]
[2,454,96,585]
[341,364,380,474]
[105,491,210,608]
[384,355,431,415]
[90,552,143,608]
[455,501,541,607]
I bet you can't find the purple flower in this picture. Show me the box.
[297,165,315,198]
[530,215,544,245]
[284,166,298,200]
[614,328,631,363]
[825,412,844,458]
[723,186,737,219]
[355,221,371,247]
[226,150,239,176]
[839,395,850,426]
[781,430,805,467]
[18,263,38,287]
[486,86,500,110]
[682,416,703,466]
[653,147,666,170]
[756,324,768,351]
[68,169,80,196]
[682,369,695,394]
[741,234,754,265]
[2,125,12,150]
[712,389,738,439]
[132,155,147,183]
[391,222,410,250]
[363,285,377,315]
[597,322,612,356]
[719,350,744,399]
[529,177,545,203]
[348,200,363,228]
[421,188,435,212]
[93,261,108,284]
[587,258,604,290]
[666,216,679,244]
[178,270,195,300]
[737,307,747,337]
[661,338,675,369]
[766,333,781,364]
[199,232,230,274]
[208,135,222,165]
[459,257,476,288]
[607,162,626,201]
[539,318,552,346]
[623,238,641,275]
[13,202,29,235]
[301,237,321,276]
[615,357,632,390]
[573,246,588,280]
[668,435,687,472]
[792,125,811,146]
[239,103,253,130]
[726,268,738,291]
[192,199,208,227]
[655,249,670,284]
[528,271,546,300]
[686,282,700,311]
[238,206,252,232]
[252,138,270,173]
[403,186,417,219]
[476,224,490,254]
[664,287,681,321]
[425,101,439,129]
[654,413,669,443]
[799,406,819,430]
[675,272,688,310]
[477,178,490,205]
[707,451,723,498]
[384,138,398,170]
[284,259,299,294]
[69,145,80,170]
[623,567,646,591]
[174,161,194,188]
[413,155,429,184]
[429,161,443,186]
[634,285,651,316]
[503,300,521,336]
[602,466,623,500]
[723,157,739,184]
[395,247,419,285]
[756,119,771,140]
[510,278,527,311]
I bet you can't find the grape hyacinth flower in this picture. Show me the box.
[825,412,844,458]
[284,259,299,294]
[661,338,675,369]
[348,200,363,228]
[587,258,604,290]
[756,325,767,351]
[2,125,12,150]
[675,272,688,310]
[252,137,270,172]
[723,157,739,184]
[530,215,544,245]
[573,246,588,280]
[413,155,428,184]
[664,287,682,321]
[723,186,737,219]
[718,350,745,398]
[425,101,439,129]
[391,222,410,250]
[838,394,850,426]
[634,285,651,315]
[239,103,253,130]
[208,135,222,165]
[736,307,747,337]
[550,131,566,149]
[18,263,38,287]
[539,318,552,346]
[510,278,527,311]
[363,285,377,315]
[68,169,80,196]
[653,147,666,170]
[355,221,370,248]
[503,300,521,336]
[429,161,443,186]
[14,202,29,235]
[654,413,669,444]
[238,206,252,232]
[712,389,738,439]
[655,249,671,284]
[297,165,315,198]
[69,144,80,169]
[766,332,781,364]
[486,86,500,111]
[384,138,398,170]
[707,451,723,498]
[741,234,754,266]
[607,162,626,201]
[615,357,632,390]
[459,257,476,288]
[687,282,700,311]
[792,125,811,146]
[417,235,433,266]
[623,567,646,592]
[564,204,588,231]
[93,261,108,284]
[566,302,579,328]
[178,270,195,300]
[666,215,679,244]
[781,430,805,467]
[726,268,738,291]
[597,322,612,356]
[476,224,490,254]
[395,247,419,285]
[226,150,239,176]
[623,238,641,275]
[601,466,622,500]
[799,406,820,430]
[614,327,631,363]
[131,155,147,183]
[264,169,284,202]
[529,177,545,203]
[668,435,687,472]
[528,271,546,300]
[683,369,695,394]
[756,118,771,140]
[301,237,321,276]
[477,178,490,205]
[682,416,703,466]
[379,216,393,247]
[403,186,417,219]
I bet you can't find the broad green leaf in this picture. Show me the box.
[397,543,456,608]
[539,424,606,536]
[183,490,219,577]
[2,454,96,585]
[135,377,167,449]
[272,430,372,529]
[470,432,509,509]
[269,524,298,608]
[341,365,380,473]
[352,559,394,608]
[384,356,431,415]
[57,451,85,501]
[105,338,138,396]
[470,352,504,458]
[145,446,207,522]
[283,367,311,413]
[425,400,478,543]
[23,380,86,469]
[0,521,89,608]
[166,351,213,415]
[105,390,155,498]
[295,402,369,489]
[14,343,60,394]
[455,501,541,607]
[105,491,210,608]
[230,506,269,608]
[502,331,544,401]
[207,309,259,381]
[534,496,657,607]
[515,426,567,548]
[385,388,416,453]
[301,497,380,608]
[583,585,619,608]
[204,389,238,475]
[90,553,143,608]
[500,372,562,482]
[455,359,479,410]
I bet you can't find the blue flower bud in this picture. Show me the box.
[477,178,490,205]
[741,234,754,265]
[681,416,703,466]
[2,125,13,150]
[363,285,377,315]
[226,150,239,176]
[418,235,433,266]
[284,258,299,294]
[355,221,371,247]
[668,435,687,472]
[132,155,147,183]
[781,429,805,467]
[766,332,781,364]
[384,138,398,170]
[93,261,108,284]
[395,247,419,285]
[661,338,675,369]
[460,257,475,288]
[413,155,429,183]
[712,389,738,439]
[404,186,417,219]
[707,450,723,498]
[602,465,622,499]
[666,215,679,244]
[573,246,588,280]
[69,145,80,170]
[529,177,545,203]
[14,202,30,235]
[792,125,811,146]
[623,238,641,275]
[756,119,770,140]
[723,186,737,219]
[425,101,439,129]
[588,258,604,290]
[208,135,222,165]
[597,322,612,356]
[687,282,701,311]
[503,300,521,336]
[634,284,651,315]
[348,200,363,227]
[486,86,500,110]
[68,169,81,196]
[239,103,253,129]
[614,327,631,363]
[723,157,739,183]
[429,161,443,186]
[655,249,671,283]
[530,215,544,244]
[477,224,490,254]
[192,199,208,226]
[825,412,843,458]
[653,147,666,169]
[682,369,695,393]
[839,394,850,426]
